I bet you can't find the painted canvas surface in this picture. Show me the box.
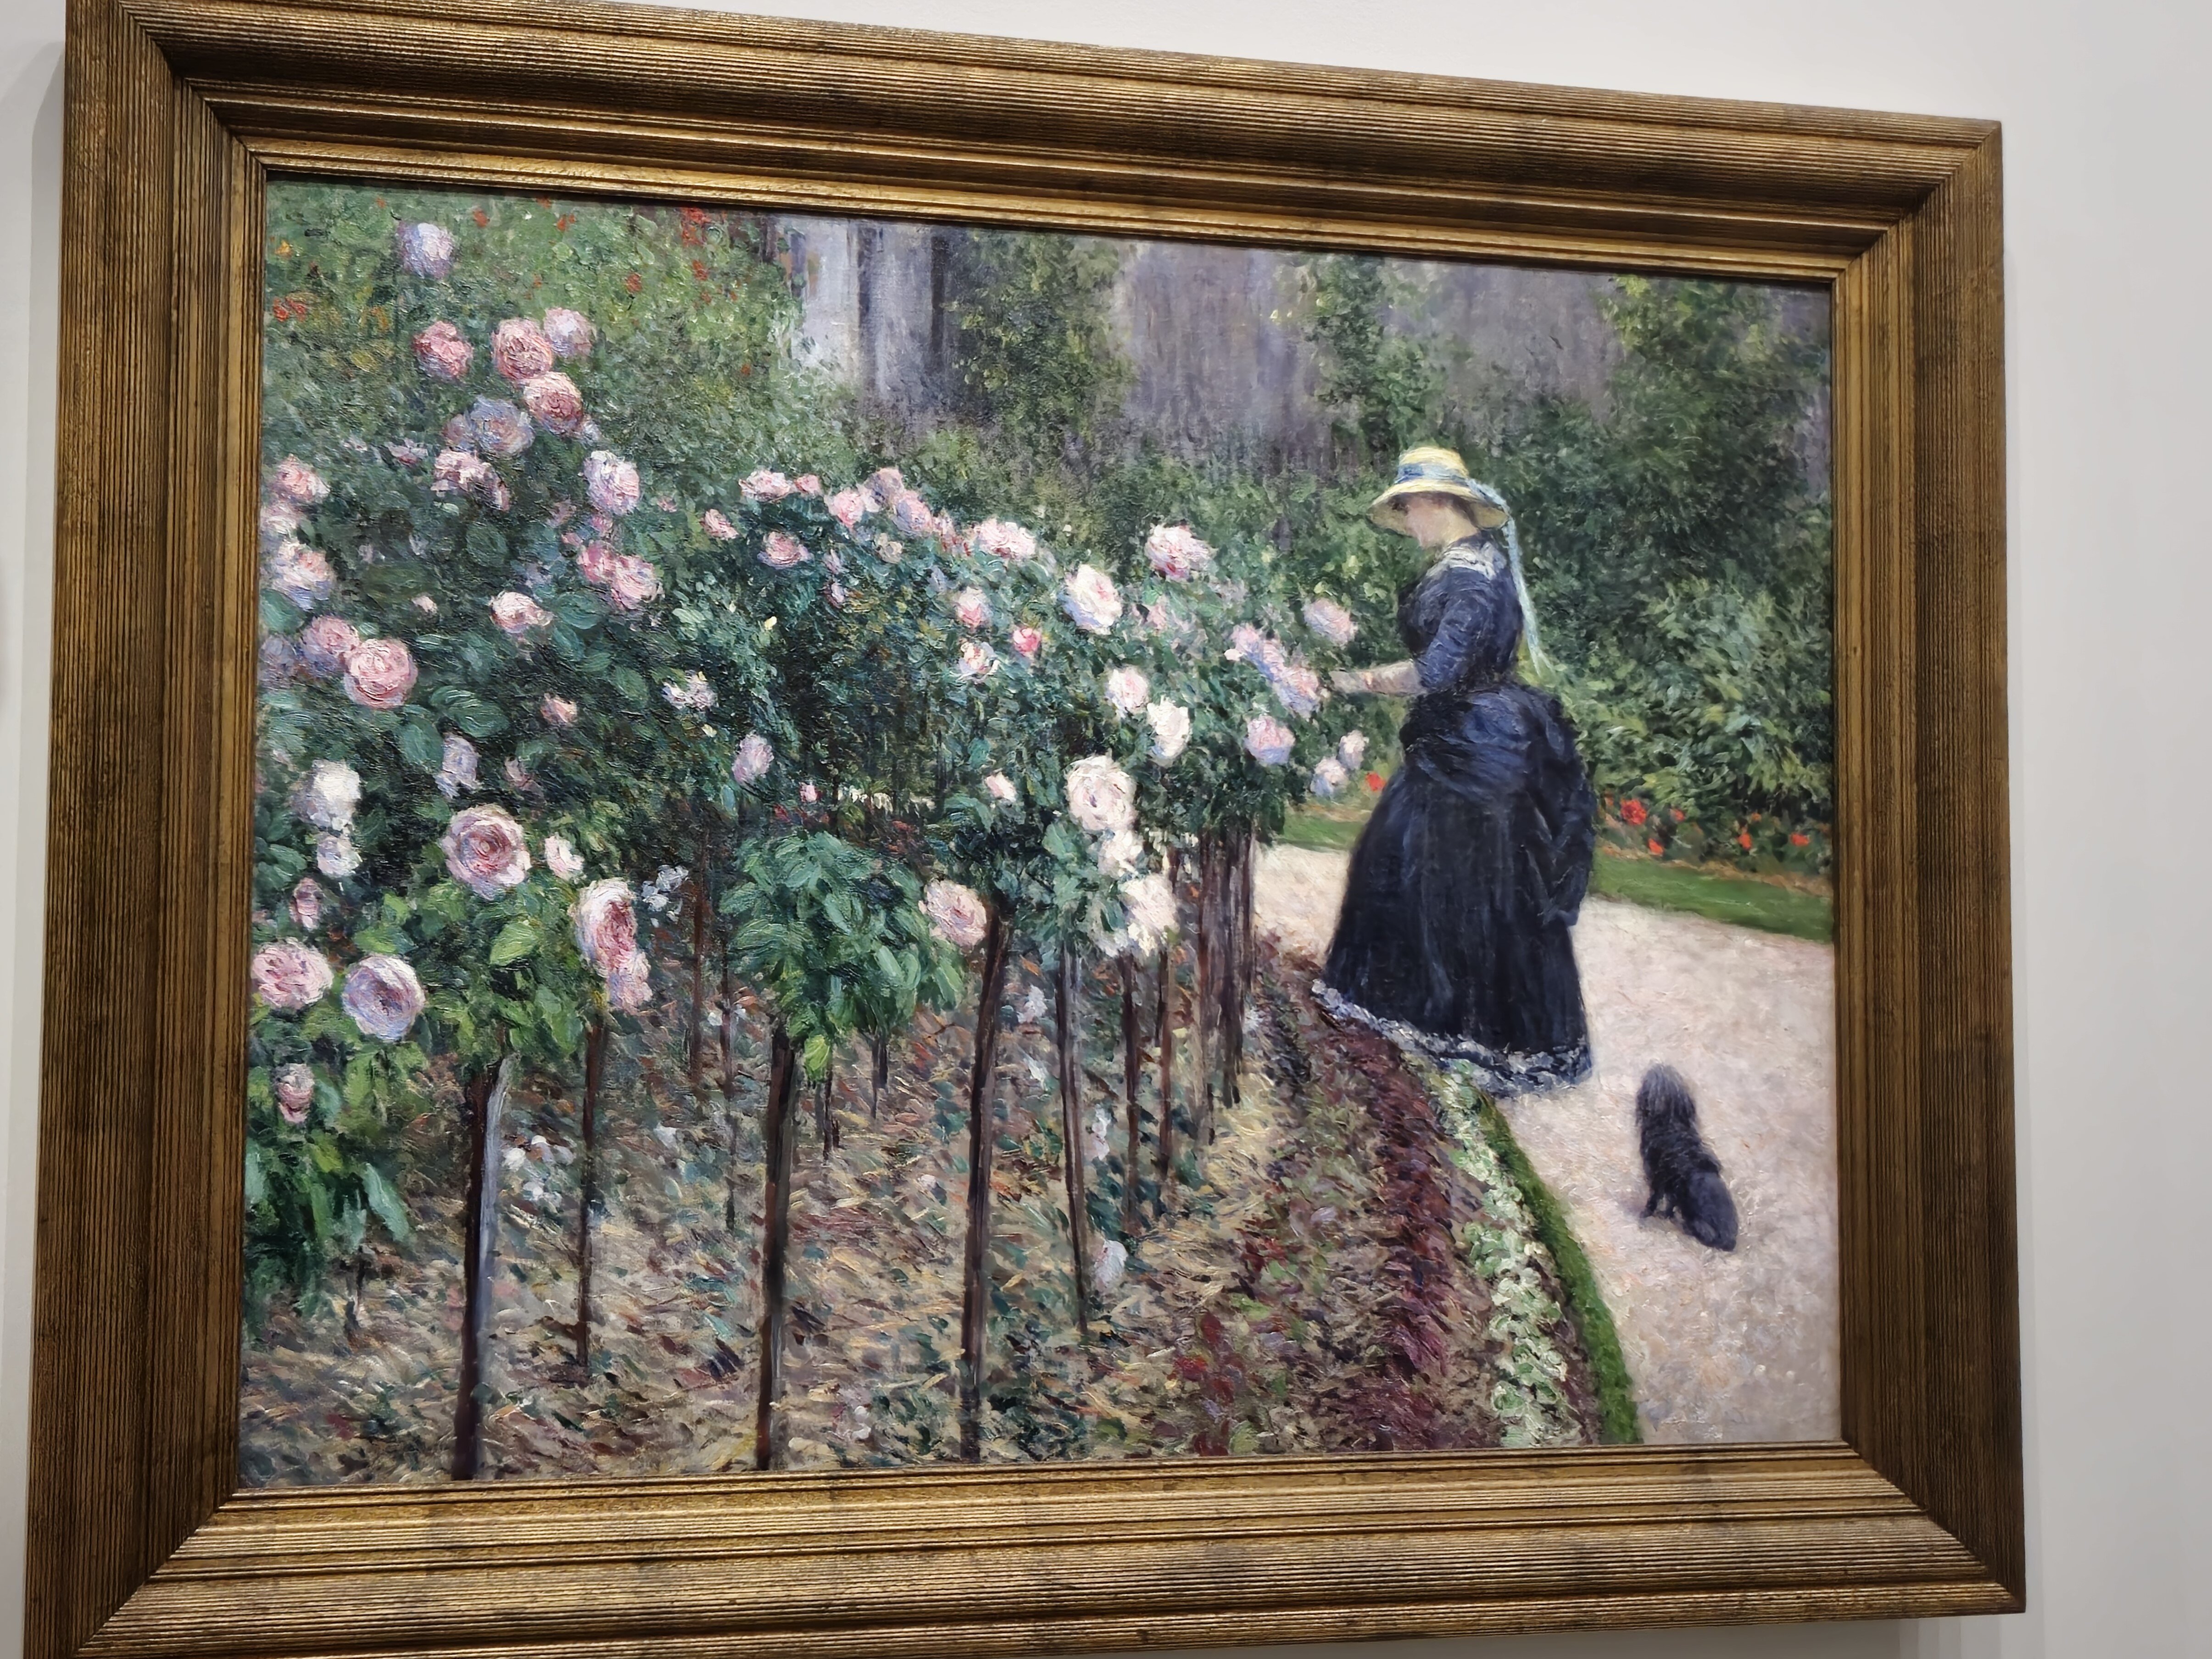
[240,183,1836,1484]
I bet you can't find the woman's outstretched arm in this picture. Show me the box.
[1329,661,1423,696]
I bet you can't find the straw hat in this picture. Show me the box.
[1367,445,1511,532]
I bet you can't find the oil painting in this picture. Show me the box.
[241,182,1836,1483]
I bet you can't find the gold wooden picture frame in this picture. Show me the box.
[28,0,2017,1653]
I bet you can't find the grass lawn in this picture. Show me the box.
[1280,808,1833,943]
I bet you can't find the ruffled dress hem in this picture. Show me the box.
[1313,979,1592,1097]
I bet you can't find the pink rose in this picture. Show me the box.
[269,457,329,507]
[951,587,992,630]
[342,955,425,1042]
[1010,625,1043,660]
[289,878,323,930]
[543,835,585,881]
[489,590,553,636]
[1244,714,1295,766]
[388,440,430,467]
[826,580,849,609]
[462,397,533,457]
[1270,659,1324,719]
[605,952,652,1013]
[889,490,937,537]
[740,469,794,503]
[541,694,578,727]
[297,615,361,677]
[440,804,532,899]
[860,466,906,512]
[794,474,822,496]
[433,448,509,511]
[263,540,334,612]
[984,772,1017,804]
[758,531,810,570]
[604,554,662,611]
[341,636,417,710]
[702,508,739,540]
[572,877,639,974]
[826,488,868,529]
[1302,597,1358,646]
[1145,523,1214,581]
[522,371,585,436]
[730,732,774,785]
[258,497,303,545]
[798,781,819,804]
[541,306,594,359]
[503,757,534,791]
[583,450,640,517]
[274,1063,316,1125]
[396,222,455,279]
[490,317,556,383]
[251,939,333,1012]
[575,540,618,586]
[923,880,989,950]
[315,833,361,879]
[969,518,1037,562]
[258,635,298,688]
[412,319,474,381]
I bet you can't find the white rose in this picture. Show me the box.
[290,760,362,832]
[730,732,774,785]
[1096,829,1145,878]
[1064,755,1137,835]
[1102,665,1149,717]
[984,772,1018,804]
[1060,563,1122,634]
[1145,700,1191,763]
[1309,756,1351,798]
[543,835,585,881]
[1338,729,1369,768]
[1245,715,1295,766]
[1116,872,1177,958]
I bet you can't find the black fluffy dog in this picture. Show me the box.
[1635,1066,1738,1251]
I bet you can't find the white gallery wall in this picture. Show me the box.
[0,0,2205,1654]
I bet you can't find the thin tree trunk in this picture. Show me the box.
[686,835,711,1092]
[721,938,741,1234]
[751,1025,799,1471]
[1055,948,1093,1341]
[1216,834,1248,1126]
[1153,939,1176,1207]
[870,1031,889,1120]
[1120,968,1142,1238]
[574,1023,605,1374]
[451,1053,514,1481]
[1192,834,1216,1152]
[957,906,1014,1461]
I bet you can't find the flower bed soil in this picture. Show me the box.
[239,945,1605,1482]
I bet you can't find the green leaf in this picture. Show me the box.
[488,918,540,967]
[242,1143,267,1209]
[259,590,303,635]
[548,591,603,630]
[360,1163,411,1242]
[396,707,445,769]
[611,667,649,707]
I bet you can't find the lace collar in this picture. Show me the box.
[1429,535,1501,579]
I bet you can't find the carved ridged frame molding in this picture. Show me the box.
[29,2,2019,1654]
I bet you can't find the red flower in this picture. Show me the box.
[472,208,489,228]
[680,206,712,225]
[1790,832,1811,846]
[1620,798,1648,826]
[1671,808,1685,822]
[1737,830,1753,851]
[1365,771,1384,793]
[271,300,291,322]
[624,272,643,294]
[1648,838,1665,855]
[691,259,709,282]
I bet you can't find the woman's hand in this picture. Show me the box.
[1337,660,1422,697]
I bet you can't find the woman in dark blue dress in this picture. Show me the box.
[1318,447,1596,1095]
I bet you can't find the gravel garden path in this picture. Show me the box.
[1255,845,1840,1444]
